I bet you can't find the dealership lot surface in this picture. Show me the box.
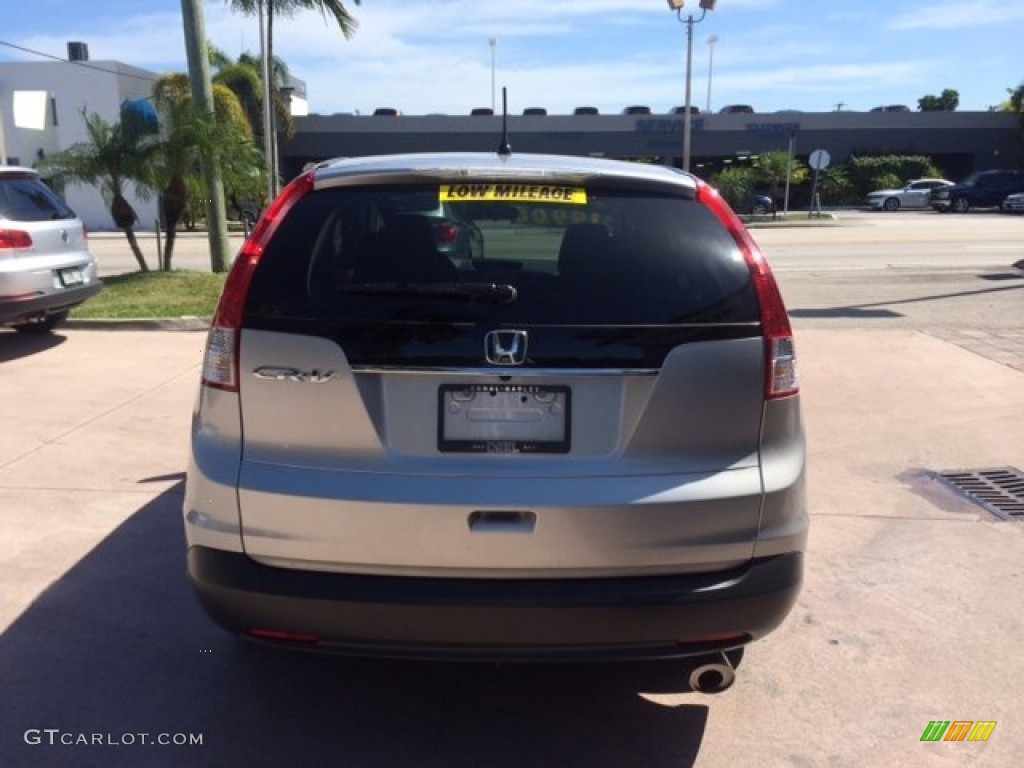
[2,213,1023,767]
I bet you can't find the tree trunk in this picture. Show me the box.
[163,224,178,272]
[111,192,149,272]
[123,227,149,272]
[160,178,188,271]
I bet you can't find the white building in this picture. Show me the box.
[0,46,159,231]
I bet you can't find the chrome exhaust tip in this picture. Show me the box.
[688,652,736,694]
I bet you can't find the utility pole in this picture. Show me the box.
[181,0,231,273]
[705,35,718,114]
[0,100,7,164]
[258,1,277,201]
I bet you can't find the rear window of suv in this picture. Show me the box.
[245,182,759,327]
[0,174,77,222]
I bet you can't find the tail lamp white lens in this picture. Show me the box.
[202,327,237,390]
[769,337,798,398]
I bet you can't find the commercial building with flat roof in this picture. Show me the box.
[282,110,1021,183]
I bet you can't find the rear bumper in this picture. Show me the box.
[0,282,102,323]
[187,546,803,660]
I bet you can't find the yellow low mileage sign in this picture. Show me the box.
[441,183,587,205]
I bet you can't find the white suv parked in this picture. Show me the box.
[0,167,100,332]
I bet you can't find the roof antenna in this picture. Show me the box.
[497,87,511,157]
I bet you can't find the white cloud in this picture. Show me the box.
[886,0,1024,30]
[714,61,931,94]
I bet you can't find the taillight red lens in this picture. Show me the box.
[0,229,33,250]
[433,220,459,245]
[202,172,315,392]
[697,182,798,399]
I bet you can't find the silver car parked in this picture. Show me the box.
[184,152,807,691]
[0,166,100,332]
[1000,191,1024,214]
[865,178,953,211]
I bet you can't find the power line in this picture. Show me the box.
[0,39,159,83]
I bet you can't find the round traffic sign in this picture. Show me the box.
[809,149,831,170]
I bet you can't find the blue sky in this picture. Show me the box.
[1,0,1021,115]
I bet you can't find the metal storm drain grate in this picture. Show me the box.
[935,467,1024,520]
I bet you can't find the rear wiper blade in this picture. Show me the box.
[338,282,518,304]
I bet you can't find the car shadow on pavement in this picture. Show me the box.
[1,483,712,768]
[0,330,67,363]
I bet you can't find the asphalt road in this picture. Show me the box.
[91,208,1024,274]
[2,210,1023,767]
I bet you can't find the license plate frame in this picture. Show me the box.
[438,384,571,454]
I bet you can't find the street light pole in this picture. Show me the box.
[667,0,717,173]
[258,0,275,202]
[489,38,497,112]
[706,35,718,113]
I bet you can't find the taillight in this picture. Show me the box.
[433,220,459,245]
[201,172,315,392]
[0,229,33,250]
[698,182,798,399]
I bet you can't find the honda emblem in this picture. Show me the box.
[484,330,528,366]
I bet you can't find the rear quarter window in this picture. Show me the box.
[246,182,758,327]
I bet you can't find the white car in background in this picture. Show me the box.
[0,166,101,332]
[1000,191,1024,214]
[865,178,953,211]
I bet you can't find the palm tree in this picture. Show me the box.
[151,73,260,269]
[225,1,361,188]
[210,47,294,149]
[40,111,154,271]
[226,1,362,65]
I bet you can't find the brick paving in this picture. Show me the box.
[925,328,1024,373]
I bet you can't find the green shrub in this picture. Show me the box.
[818,167,857,205]
[870,173,903,193]
[710,166,756,211]
[845,155,943,198]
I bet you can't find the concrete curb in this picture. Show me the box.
[65,317,210,331]
[743,212,840,228]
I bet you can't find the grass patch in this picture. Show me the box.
[71,270,226,319]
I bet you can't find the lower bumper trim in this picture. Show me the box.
[0,282,102,323]
[187,547,803,660]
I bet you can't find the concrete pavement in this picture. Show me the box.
[1,327,1022,767]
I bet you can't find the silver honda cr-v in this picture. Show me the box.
[184,152,806,690]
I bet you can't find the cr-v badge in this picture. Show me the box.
[252,366,336,383]
[485,330,528,366]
